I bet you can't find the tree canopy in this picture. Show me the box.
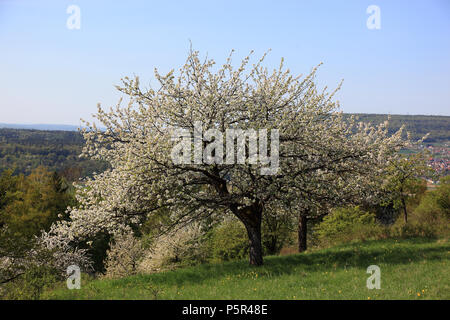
[49,50,408,265]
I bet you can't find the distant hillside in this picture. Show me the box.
[0,123,80,131]
[1,114,448,142]
[348,114,450,143]
[0,128,108,180]
[0,114,448,178]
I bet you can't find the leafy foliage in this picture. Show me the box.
[380,152,431,223]
[315,206,385,246]
[0,166,78,284]
[0,167,75,239]
[391,177,450,238]
[1,265,60,300]
[261,207,295,255]
[209,218,249,262]
[0,167,92,298]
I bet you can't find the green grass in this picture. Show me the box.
[43,238,449,300]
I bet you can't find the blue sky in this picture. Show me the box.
[0,0,449,125]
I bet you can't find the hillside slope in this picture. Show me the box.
[43,238,449,300]
[349,114,450,143]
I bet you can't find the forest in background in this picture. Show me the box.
[0,114,449,180]
[0,128,109,180]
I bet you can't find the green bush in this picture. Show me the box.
[390,177,450,238]
[432,176,450,218]
[262,210,295,255]
[315,206,385,247]
[389,219,438,238]
[1,265,60,300]
[209,219,249,262]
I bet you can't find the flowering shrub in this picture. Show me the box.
[37,230,93,276]
[138,223,206,273]
[0,228,92,299]
[103,233,144,278]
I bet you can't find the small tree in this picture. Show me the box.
[262,205,294,255]
[50,49,406,265]
[382,152,430,223]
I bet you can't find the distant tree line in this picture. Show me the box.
[1,114,448,182]
[0,129,109,181]
[346,114,450,143]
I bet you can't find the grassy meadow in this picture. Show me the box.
[42,238,449,300]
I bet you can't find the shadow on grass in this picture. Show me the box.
[114,238,448,288]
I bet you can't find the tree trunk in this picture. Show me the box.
[298,213,307,252]
[245,222,264,266]
[402,197,408,224]
[233,202,264,266]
